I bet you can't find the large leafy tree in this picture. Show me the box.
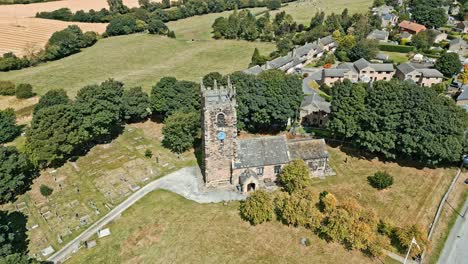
[0,147,37,204]
[348,39,379,61]
[0,109,20,144]
[26,104,86,167]
[150,77,200,118]
[327,80,367,139]
[278,160,311,194]
[122,87,151,122]
[75,79,124,141]
[239,189,275,225]
[435,52,462,77]
[410,0,447,28]
[162,111,201,153]
[33,89,70,114]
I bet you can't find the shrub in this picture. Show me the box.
[147,18,168,35]
[39,184,53,197]
[378,44,415,53]
[239,189,275,225]
[393,224,428,257]
[0,108,20,144]
[15,83,34,99]
[367,171,393,190]
[0,52,30,72]
[266,0,281,10]
[277,189,323,229]
[144,149,153,158]
[0,81,15,96]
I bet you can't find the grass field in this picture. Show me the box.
[63,146,456,264]
[0,121,196,259]
[382,51,409,63]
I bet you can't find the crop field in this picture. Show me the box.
[0,121,196,259]
[64,146,457,264]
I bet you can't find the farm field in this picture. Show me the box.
[0,121,196,259]
[0,28,275,97]
[64,146,457,264]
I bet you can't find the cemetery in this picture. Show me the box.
[0,122,196,259]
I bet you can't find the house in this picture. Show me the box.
[449,38,468,56]
[382,13,398,27]
[374,53,390,62]
[317,35,338,52]
[372,5,395,16]
[456,21,468,33]
[433,30,448,43]
[367,29,390,42]
[294,42,324,64]
[200,81,334,193]
[243,65,264,75]
[456,85,468,110]
[299,91,331,128]
[400,31,413,42]
[396,62,444,86]
[399,20,426,34]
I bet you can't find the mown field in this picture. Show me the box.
[64,146,457,264]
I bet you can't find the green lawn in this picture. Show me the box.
[382,51,409,63]
[0,34,274,97]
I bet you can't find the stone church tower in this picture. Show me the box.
[201,79,237,187]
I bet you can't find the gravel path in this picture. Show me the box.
[48,166,244,263]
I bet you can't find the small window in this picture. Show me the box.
[274,165,281,175]
[217,113,226,127]
[256,167,264,176]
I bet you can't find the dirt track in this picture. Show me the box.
[0,0,142,56]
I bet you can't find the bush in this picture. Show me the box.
[39,184,53,197]
[0,108,20,144]
[239,189,275,225]
[106,14,138,36]
[0,81,15,96]
[266,0,281,10]
[144,149,153,158]
[15,83,34,99]
[378,44,415,53]
[277,189,323,229]
[278,160,311,193]
[367,171,393,190]
[147,18,168,35]
[0,52,30,72]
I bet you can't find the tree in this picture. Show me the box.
[162,111,201,153]
[250,48,268,67]
[411,31,435,50]
[367,171,393,190]
[39,184,53,197]
[107,0,128,14]
[26,104,86,167]
[394,224,428,257]
[266,0,281,10]
[327,80,366,139]
[239,189,275,225]
[122,87,151,122]
[212,17,228,39]
[458,66,468,84]
[75,79,124,141]
[277,189,323,229]
[435,52,462,77]
[309,11,325,28]
[33,89,69,114]
[15,84,33,99]
[0,81,15,96]
[0,109,20,144]
[150,77,200,118]
[276,38,293,55]
[0,147,37,204]
[411,4,447,28]
[278,160,311,193]
[106,14,138,36]
[348,39,379,61]
[147,19,168,35]
[202,72,226,87]
[44,25,88,60]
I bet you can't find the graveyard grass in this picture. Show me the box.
[65,146,456,264]
[0,121,197,258]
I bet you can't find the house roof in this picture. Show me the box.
[354,58,371,71]
[370,63,394,72]
[323,69,347,77]
[319,35,335,46]
[268,55,294,69]
[234,136,290,169]
[397,62,417,74]
[418,68,444,78]
[400,32,412,39]
[337,62,358,73]
[399,20,426,33]
[382,13,396,21]
[301,92,331,114]
[375,53,389,61]
[397,62,443,77]
[287,138,329,161]
[367,29,389,41]
[295,43,322,58]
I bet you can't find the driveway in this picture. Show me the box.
[47,167,245,263]
[437,200,468,264]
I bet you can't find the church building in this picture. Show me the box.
[201,80,333,193]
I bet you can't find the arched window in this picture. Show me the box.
[217,113,226,127]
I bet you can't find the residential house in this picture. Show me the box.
[382,13,399,28]
[449,38,468,56]
[396,62,444,86]
[456,85,468,111]
[367,29,390,42]
[456,21,468,33]
[322,58,394,86]
[317,35,338,52]
[399,20,426,34]
[400,31,413,42]
[433,30,448,43]
[299,91,331,128]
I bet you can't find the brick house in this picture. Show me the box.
[399,20,426,34]
[201,81,333,193]
[299,91,330,128]
[396,63,444,86]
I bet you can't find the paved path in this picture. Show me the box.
[437,200,468,264]
[47,167,245,263]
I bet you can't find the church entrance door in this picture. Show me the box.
[247,183,256,192]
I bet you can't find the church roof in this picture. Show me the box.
[234,136,290,169]
[287,139,329,161]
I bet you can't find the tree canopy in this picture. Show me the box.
[435,52,462,77]
[122,86,151,122]
[0,109,20,144]
[239,189,275,225]
[162,111,201,153]
[278,160,312,193]
[33,89,70,114]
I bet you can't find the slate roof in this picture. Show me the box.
[375,53,389,61]
[397,63,443,77]
[371,63,394,72]
[458,86,468,101]
[287,139,329,161]
[323,69,347,77]
[367,29,389,41]
[234,136,290,169]
[268,55,294,69]
[354,58,371,71]
[336,62,358,73]
[319,35,335,46]
[397,62,417,74]
[418,69,444,78]
[295,43,322,58]
[301,93,331,114]
[243,65,264,75]
[382,13,396,21]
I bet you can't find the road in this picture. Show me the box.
[437,200,468,264]
[47,166,244,263]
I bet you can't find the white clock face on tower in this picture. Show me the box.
[217,131,226,141]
